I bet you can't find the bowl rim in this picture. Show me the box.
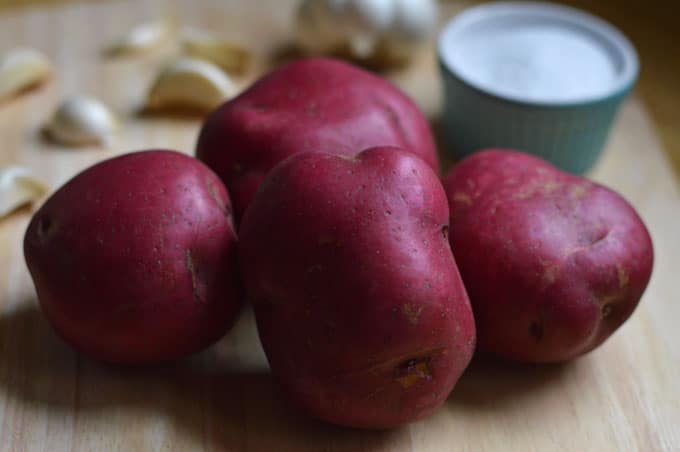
[438,1,639,108]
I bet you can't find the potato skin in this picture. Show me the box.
[24,150,242,364]
[196,57,438,221]
[443,149,654,363]
[239,147,475,428]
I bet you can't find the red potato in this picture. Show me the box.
[443,149,653,363]
[239,147,475,428]
[196,57,438,221]
[24,150,242,364]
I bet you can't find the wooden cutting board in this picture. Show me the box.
[1,1,678,451]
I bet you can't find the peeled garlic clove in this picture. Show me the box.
[146,58,236,113]
[105,18,178,56]
[0,166,48,218]
[182,30,252,74]
[45,97,118,146]
[0,48,51,101]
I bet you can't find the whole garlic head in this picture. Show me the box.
[295,0,438,65]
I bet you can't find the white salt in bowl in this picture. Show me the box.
[438,2,638,173]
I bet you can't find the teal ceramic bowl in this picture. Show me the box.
[438,2,639,173]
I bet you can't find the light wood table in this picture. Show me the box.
[2,0,679,176]
[0,1,678,451]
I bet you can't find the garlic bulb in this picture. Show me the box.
[295,0,438,66]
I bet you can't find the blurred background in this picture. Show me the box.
[0,0,678,174]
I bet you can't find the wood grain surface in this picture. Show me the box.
[3,0,679,179]
[0,1,678,451]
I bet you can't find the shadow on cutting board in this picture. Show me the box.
[448,352,578,411]
[0,303,408,452]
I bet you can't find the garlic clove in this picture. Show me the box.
[182,30,252,74]
[294,0,437,67]
[387,0,438,41]
[45,97,119,147]
[146,58,236,113]
[0,48,51,101]
[0,166,48,218]
[296,0,348,54]
[105,18,179,57]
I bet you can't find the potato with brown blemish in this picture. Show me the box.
[239,147,475,428]
[24,150,242,364]
[443,149,653,363]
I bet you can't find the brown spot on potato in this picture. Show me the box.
[586,229,609,246]
[529,321,544,341]
[513,188,533,200]
[542,263,560,286]
[441,225,449,240]
[304,101,319,117]
[617,264,629,289]
[317,233,338,246]
[543,181,561,194]
[401,303,424,325]
[514,181,561,200]
[453,192,472,206]
[602,304,613,318]
[571,184,588,200]
[394,357,432,388]
[206,179,231,218]
[185,249,203,302]
[336,154,360,163]
[565,228,610,257]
